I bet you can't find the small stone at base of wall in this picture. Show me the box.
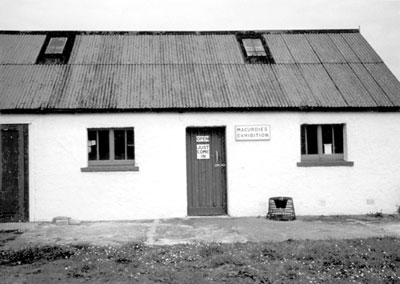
[55,219,69,226]
[52,216,71,223]
[68,219,81,225]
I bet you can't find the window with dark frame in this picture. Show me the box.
[300,124,344,161]
[236,34,275,64]
[87,128,135,167]
[36,33,76,64]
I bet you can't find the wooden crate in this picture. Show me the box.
[266,197,295,221]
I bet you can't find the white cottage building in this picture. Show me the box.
[1,30,400,222]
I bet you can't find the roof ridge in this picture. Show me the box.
[0,29,360,36]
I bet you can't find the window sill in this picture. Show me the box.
[81,165,139,172]
[297,160,354,167]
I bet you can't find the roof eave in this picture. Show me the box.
[1,106,400,114]
[0,28,361,36]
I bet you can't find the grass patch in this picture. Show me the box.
[0,230,23,248]
[1,245,75,266]
[299,214,400,223]
[1,238,400,283]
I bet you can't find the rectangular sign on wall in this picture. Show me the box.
[235,125,270,141]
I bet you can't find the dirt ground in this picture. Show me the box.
[1,215,400,283]
[1,214,400,249]
[1,234,399,283]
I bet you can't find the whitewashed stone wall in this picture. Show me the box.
[1,111,399,221]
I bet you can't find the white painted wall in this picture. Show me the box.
[1,111,400,221]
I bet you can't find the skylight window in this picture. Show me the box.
[236,34,275,64]
[36,33,76,65]
[242,38,267,57]
[45,37,68,54]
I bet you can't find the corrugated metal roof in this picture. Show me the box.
[340,33,382,63]
[69,34,244,64]
[0,34,45,64]
[0,30,399,111]
[263,34,295,64]
[1,62,399,110]
[306,34,346,63]
[349,63,393,107]
[328,33,361,63]
[323,64,377,107]
[272,65,320,107]
[298,64,348,107]
[280,34,320,64]
[363,63,400,105]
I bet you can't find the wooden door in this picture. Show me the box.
[186,127,227,215]
[0,124,29,222]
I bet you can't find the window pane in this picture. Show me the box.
[242,39,253,50]
[306,125,318,155]
[322,125,333,154]
[242,39,256,56]
[45,37,67,54]
[333,125,344,154]
[253,39,267,56]
[242,38,266,57]
[114,130,126,160]
[98,130,109,160]
[127,129,134,145]
[301,125,306,155]
[127,146,135,160]
[88,130,97,161]
[127,129,135,160]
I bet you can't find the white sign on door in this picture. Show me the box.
[196,136,210,143]
[197,144,210,159]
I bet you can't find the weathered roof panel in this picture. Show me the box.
[349,63,394,107]
[328,34,361,63]
[280,34,320,63]
[272,65,320,107]
[341,33,382,63]
[0,34,45,64]
[299,64,348,107]
[263,34,295,64]
[364,63,400,106]
[324,64,378,107]
[306,34,346,63]
[70,34,244,64]
[250,65,288,107]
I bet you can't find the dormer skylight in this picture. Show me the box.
[237,34,275,64]
[242,38,267,57]
[36,33,75,64]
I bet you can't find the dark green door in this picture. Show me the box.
[0,124,29,222]
[186,127,227,216]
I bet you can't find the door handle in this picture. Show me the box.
[215,150,225,167]
[214,163,226,167]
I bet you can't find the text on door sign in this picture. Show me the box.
[196,136,209,143]
[197,144,210,159]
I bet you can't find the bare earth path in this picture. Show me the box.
[1,215,400,249]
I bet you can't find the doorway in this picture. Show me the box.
[0,124,29,222]
[186,127,227,216]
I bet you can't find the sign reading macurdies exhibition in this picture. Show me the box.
[235,125,270,141]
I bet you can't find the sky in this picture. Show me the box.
[0,0,399,78]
